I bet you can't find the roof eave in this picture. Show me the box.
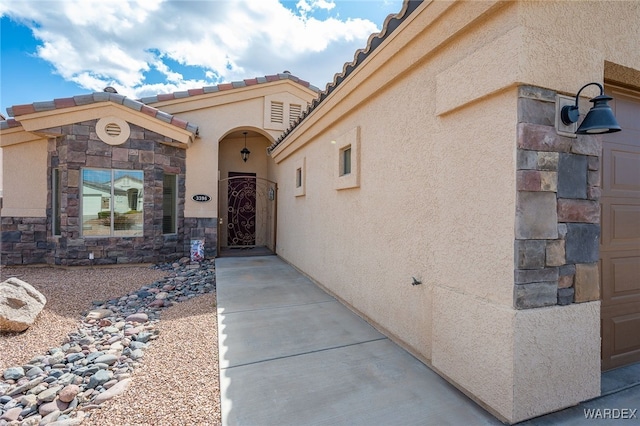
[19,102,195,146]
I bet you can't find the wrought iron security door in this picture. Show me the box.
[227,172,256,245]
[219,174,277,253]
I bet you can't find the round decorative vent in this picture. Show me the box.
[96,116,130,145]
[105,122,121,137]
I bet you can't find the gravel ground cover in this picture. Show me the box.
[0,264,221,425]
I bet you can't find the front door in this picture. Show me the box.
[600,85,640,371]
[227,172,257,246]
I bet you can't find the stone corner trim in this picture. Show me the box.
[514,87,602,310]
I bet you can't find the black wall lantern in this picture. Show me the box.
[240,131,250,162]
[560,82,621,134]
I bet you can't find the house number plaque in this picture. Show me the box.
[192,194,211,202]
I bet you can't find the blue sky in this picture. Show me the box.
[0,0,403,117]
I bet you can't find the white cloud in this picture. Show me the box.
[296,0,336,17]
[1,0,388,98]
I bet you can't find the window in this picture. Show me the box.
[163,174,177,234]
[340,146,352,176]
[296,168,302,188]
[294,156,306,197]
[53,168,61,236]
[334,126,360,190]
[81,168,144,237]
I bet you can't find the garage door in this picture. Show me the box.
[601,85,640,371]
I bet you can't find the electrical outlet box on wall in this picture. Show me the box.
[556,94,578,138]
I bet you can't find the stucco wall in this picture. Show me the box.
[432,289,601,423]
[518,1,640,94]
[273,0,518,369]
[181,98,264,220]
[271,0,639,423]
[275,88,518,362]
[152,82,316,220]
[1,138,48,217]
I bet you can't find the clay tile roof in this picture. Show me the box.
[267,0,421,153]
[188,88,205,96]
[141,73,320,106]
[2,72,319,137]
[3,91,199,137]
[0,118,21,130]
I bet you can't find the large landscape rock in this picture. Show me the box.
[0,277,47,332]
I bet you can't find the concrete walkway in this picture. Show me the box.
[216,256,500,425]
[216,256,640,425]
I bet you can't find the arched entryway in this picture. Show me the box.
[217,129,277,257]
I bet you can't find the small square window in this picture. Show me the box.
[334,126,360,190]
[294,157,306,197]
[296,168,302,188]
[340,146,352,176]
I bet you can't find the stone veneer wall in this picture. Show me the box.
[515,86,601,309]
[1,217,51,265]
[0,120,220,266]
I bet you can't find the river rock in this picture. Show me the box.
[85,309,113,320]
[20,414,42,426]
[92,378,132,404]
[20,393,38,407]
[87,370,111,389]
[46,352,66,366]
[0,260,216,422]
[8,376,44,396]
[58,385,80,403]
[93,354,117,366]
[0,277,47,332]
[125,313,148,323]
[148,299,164,308]
[0,406,22,421]
[3,366,25,380]
[135,331,153,343]
[26,366,44,377]
[130,348,144,360]
[37,385,63,402]
[39,399,69,416]
[40,409,62,425]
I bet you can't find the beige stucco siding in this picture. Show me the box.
[518,1,640,93]
[512,301,601,422]
[272,0,639,423]
[273,0,519,363]
[154,83,316,219]
[178,98,265,219]
[275,91,517,362]
[1,138,48,217]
